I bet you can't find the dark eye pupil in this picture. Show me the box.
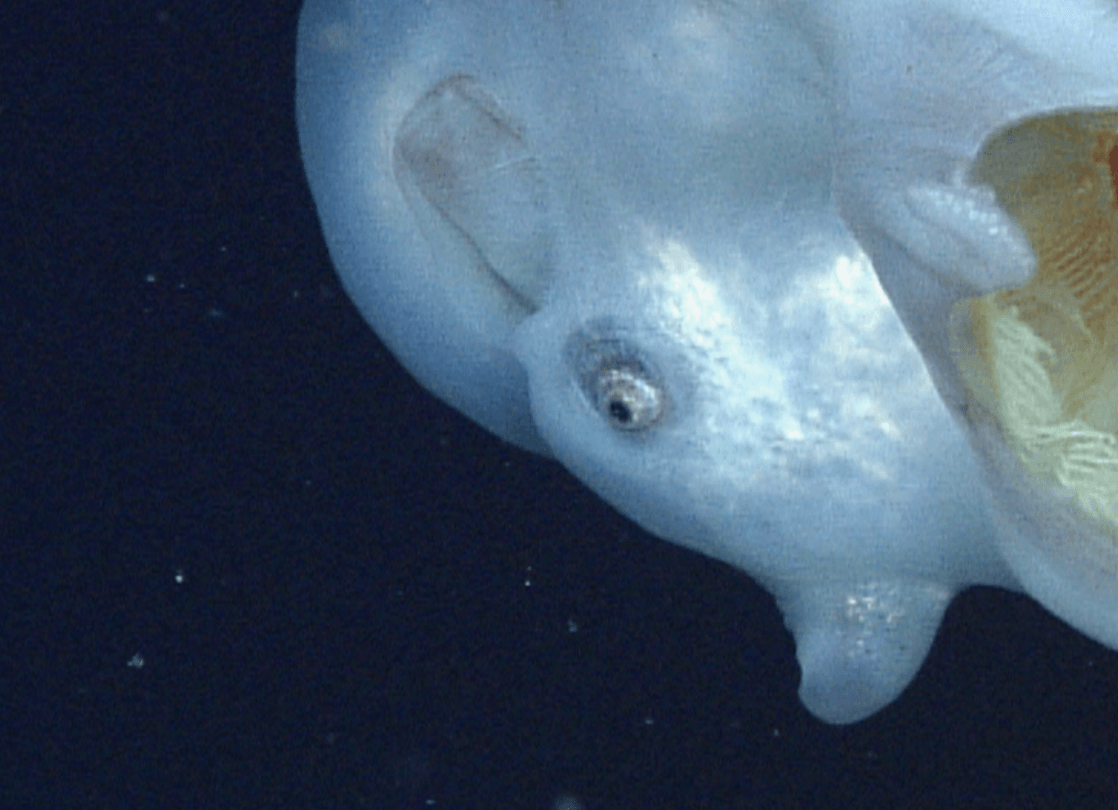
[608,399,633,424]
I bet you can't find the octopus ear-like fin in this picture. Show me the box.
[394,75,553,312]
[778,580,953,725]
[296,2,552,452]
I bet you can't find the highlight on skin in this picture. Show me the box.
[952,111,1118,537]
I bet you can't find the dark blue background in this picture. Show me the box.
[4,2,1118,808]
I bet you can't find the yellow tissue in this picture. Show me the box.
[953,112,1118,538]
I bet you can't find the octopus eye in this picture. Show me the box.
[592,362,665,431]
[567,328,668,433]
[951,111,1118,535]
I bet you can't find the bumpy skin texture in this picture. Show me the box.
[295,0,1114,723]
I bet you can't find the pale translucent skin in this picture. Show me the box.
[294,0,1112,723]
[798,0,1118,653]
